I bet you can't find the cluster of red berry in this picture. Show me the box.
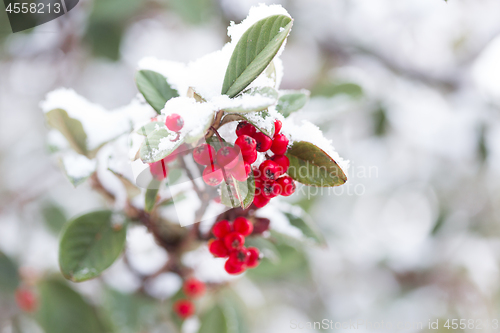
[234,120,296,208]
[148,113,185,180]
[208,217,260,274]
[172,278,206,319]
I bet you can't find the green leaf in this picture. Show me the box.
[220,172,255,210]
[36,279,108,333]
[220,111,275,138]
[245,237,280,263]
[145,179,160,213]
[286,141,347,187]
[221,87,279,113]
[276,90,310,117]
[140,128,184,163]
[311,82,363,98]
[136,70,179,114]
[283,211,325,245]
[0,251,20,294]
[222,15,293,98]
[135,121,166,136]
[198,305,228,333]
[45,109,87,155]
[42,203,67,235]
[59,210,127,282]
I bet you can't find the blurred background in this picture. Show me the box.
[2,0,500,332]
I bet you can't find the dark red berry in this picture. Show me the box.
[259,160,280,181]
[202,165,223,186]
[165,114,184,132]
[253,193,270,208]
[261,181,281,199]
[173,299,195,318]
[224,259,246,275]
[183,278,205,298]
[233,217,253,236]
[149,160,169,180]
[235,135,257,154]
[252,218,270,234]
[227,248,250,267]
[246,247,260,268]
[212,220,232,239]
[274,119,282,136]
[193,144,216,165]
[15,288,37,313]
[236,121,257,137]
[224,232,245,250]
[270,155,290,176]
[243,150,257,164]
[277,176,296,196]
[208,239,229,257]
[216,146,240,169]
[253,132,273,152]
[270,134,289,155]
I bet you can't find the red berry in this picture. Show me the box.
[165,114,184,132]
[208,239,229,257]
[173,299,195,319]
[274,119,282,136]
[277,176,296,196]
[235,135,257,154]
[270,134,289,155]
[149,160,169,180]
[15,288,37,313]
[223,232,245,250]
[216,146,241,169]
[261,181,281,199]
[253,132,273,152]
[270,155,290,176]
[193,144,216,165]
[228,162,249,182]
[227,248,250,267]
[259,160,280,181]
[242,150,257,164]
[224,259,246,275]
[236,121,256,137]
[253,193,270,208]
[233,217,253,236]
[202,165,223,186]
[212,220,232,239]
[183,278,205,298]
[246,247,260,268]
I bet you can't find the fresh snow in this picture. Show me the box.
[61,153,96,179]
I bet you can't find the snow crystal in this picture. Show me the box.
[282,116,350,177]
[61,153,96,178]
[210,92,276,112]
[41,88,155,150]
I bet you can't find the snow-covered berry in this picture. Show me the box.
[165,114,184,132]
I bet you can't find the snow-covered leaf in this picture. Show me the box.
[283,211,325,245]
[220,172,255,210]
[145,179,160,213]
[59,210,127,282]
[60,153,97,187]
[136,70,179,114]
[276,90,310,117]
[139,128,184,163]
[36,279,108,333]
[222,15,293,98]
[220,111,275,138]
[217,87,278,113]
[286,141,347,187]
[109,169,141,199]
[135,121,166,136]
[45,108,88,155]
